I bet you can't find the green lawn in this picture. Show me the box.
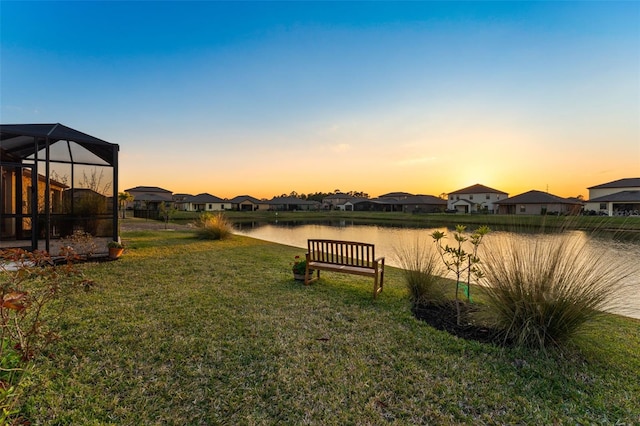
[172,210,640,233]
[21,229,640,425]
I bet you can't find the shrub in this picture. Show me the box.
[194,213,233,240]
[0,248,84,422]
[395,237,448,307]
[59,230,98,257]
[478,232,635,350]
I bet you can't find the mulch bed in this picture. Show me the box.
[411,300,508,346]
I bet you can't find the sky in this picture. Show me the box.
[1,1,639,200]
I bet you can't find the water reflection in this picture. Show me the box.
[234,221,640,319]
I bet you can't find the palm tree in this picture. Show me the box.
[118,192,134,219]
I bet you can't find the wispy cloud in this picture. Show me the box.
[330,143,351,153]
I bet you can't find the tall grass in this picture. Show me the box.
[478,231,636,350]
[394,237,448,306]
[193,212,233,240]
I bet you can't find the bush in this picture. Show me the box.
[478,232,635,350]
[395,237,448,307]
[193,213,233,240]
[58,230,97,257]
[0,248,85,423]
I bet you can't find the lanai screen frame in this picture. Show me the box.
[0,123,119,252]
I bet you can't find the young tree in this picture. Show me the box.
[118,192,134,219]
[78,169,111,195]
[158,202,177,229]
[432,225,490,325]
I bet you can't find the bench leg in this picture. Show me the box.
[304,267,319,285]
[373,275,379,299]
[372,263,385,299]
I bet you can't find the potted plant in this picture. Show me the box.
[107,240,124,259]
[292,255,309,281]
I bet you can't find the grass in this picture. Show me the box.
[171,210,640,232]
[18,229,640,424]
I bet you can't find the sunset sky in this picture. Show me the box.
[2,1,638,200]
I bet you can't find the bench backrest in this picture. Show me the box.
[307,239,376,268]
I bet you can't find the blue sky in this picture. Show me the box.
[2,1,638,199]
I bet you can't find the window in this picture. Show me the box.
[486,194,490,200]
[456,195,460,200]
[600,203,607,210]
[520,205,526,213]
[469,195,474,200]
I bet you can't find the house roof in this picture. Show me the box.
[402,195,447,205]
[187,193,226,203]
[66,188,106,198]
[125,186,172,193]
[133,193,173,202]
[335,195,446,208]
[496,190,581,205]
[172,193,192,201]
[588,178,640,190]
[125,187,173,202]
[448,183,508,195]
[269,196,320,205]
[0,123,118,165]
[378,192,414,199]
[588,190,640,203]
[229,195,264,204]
[22,169,68,189]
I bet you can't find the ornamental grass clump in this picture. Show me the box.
[194,213,233,240]
[395,237,448,307]
[478,232,635,350]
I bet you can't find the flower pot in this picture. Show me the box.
[109,247,124,259]
[293,269,314,281]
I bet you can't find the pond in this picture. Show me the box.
[234,220,640,320]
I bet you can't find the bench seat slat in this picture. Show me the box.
[307,262,377,277]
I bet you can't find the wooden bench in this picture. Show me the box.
[304,239,385,298]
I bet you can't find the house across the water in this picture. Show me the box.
[495,190,583,215]
[584,178,640,216]
[447,184,508,214]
